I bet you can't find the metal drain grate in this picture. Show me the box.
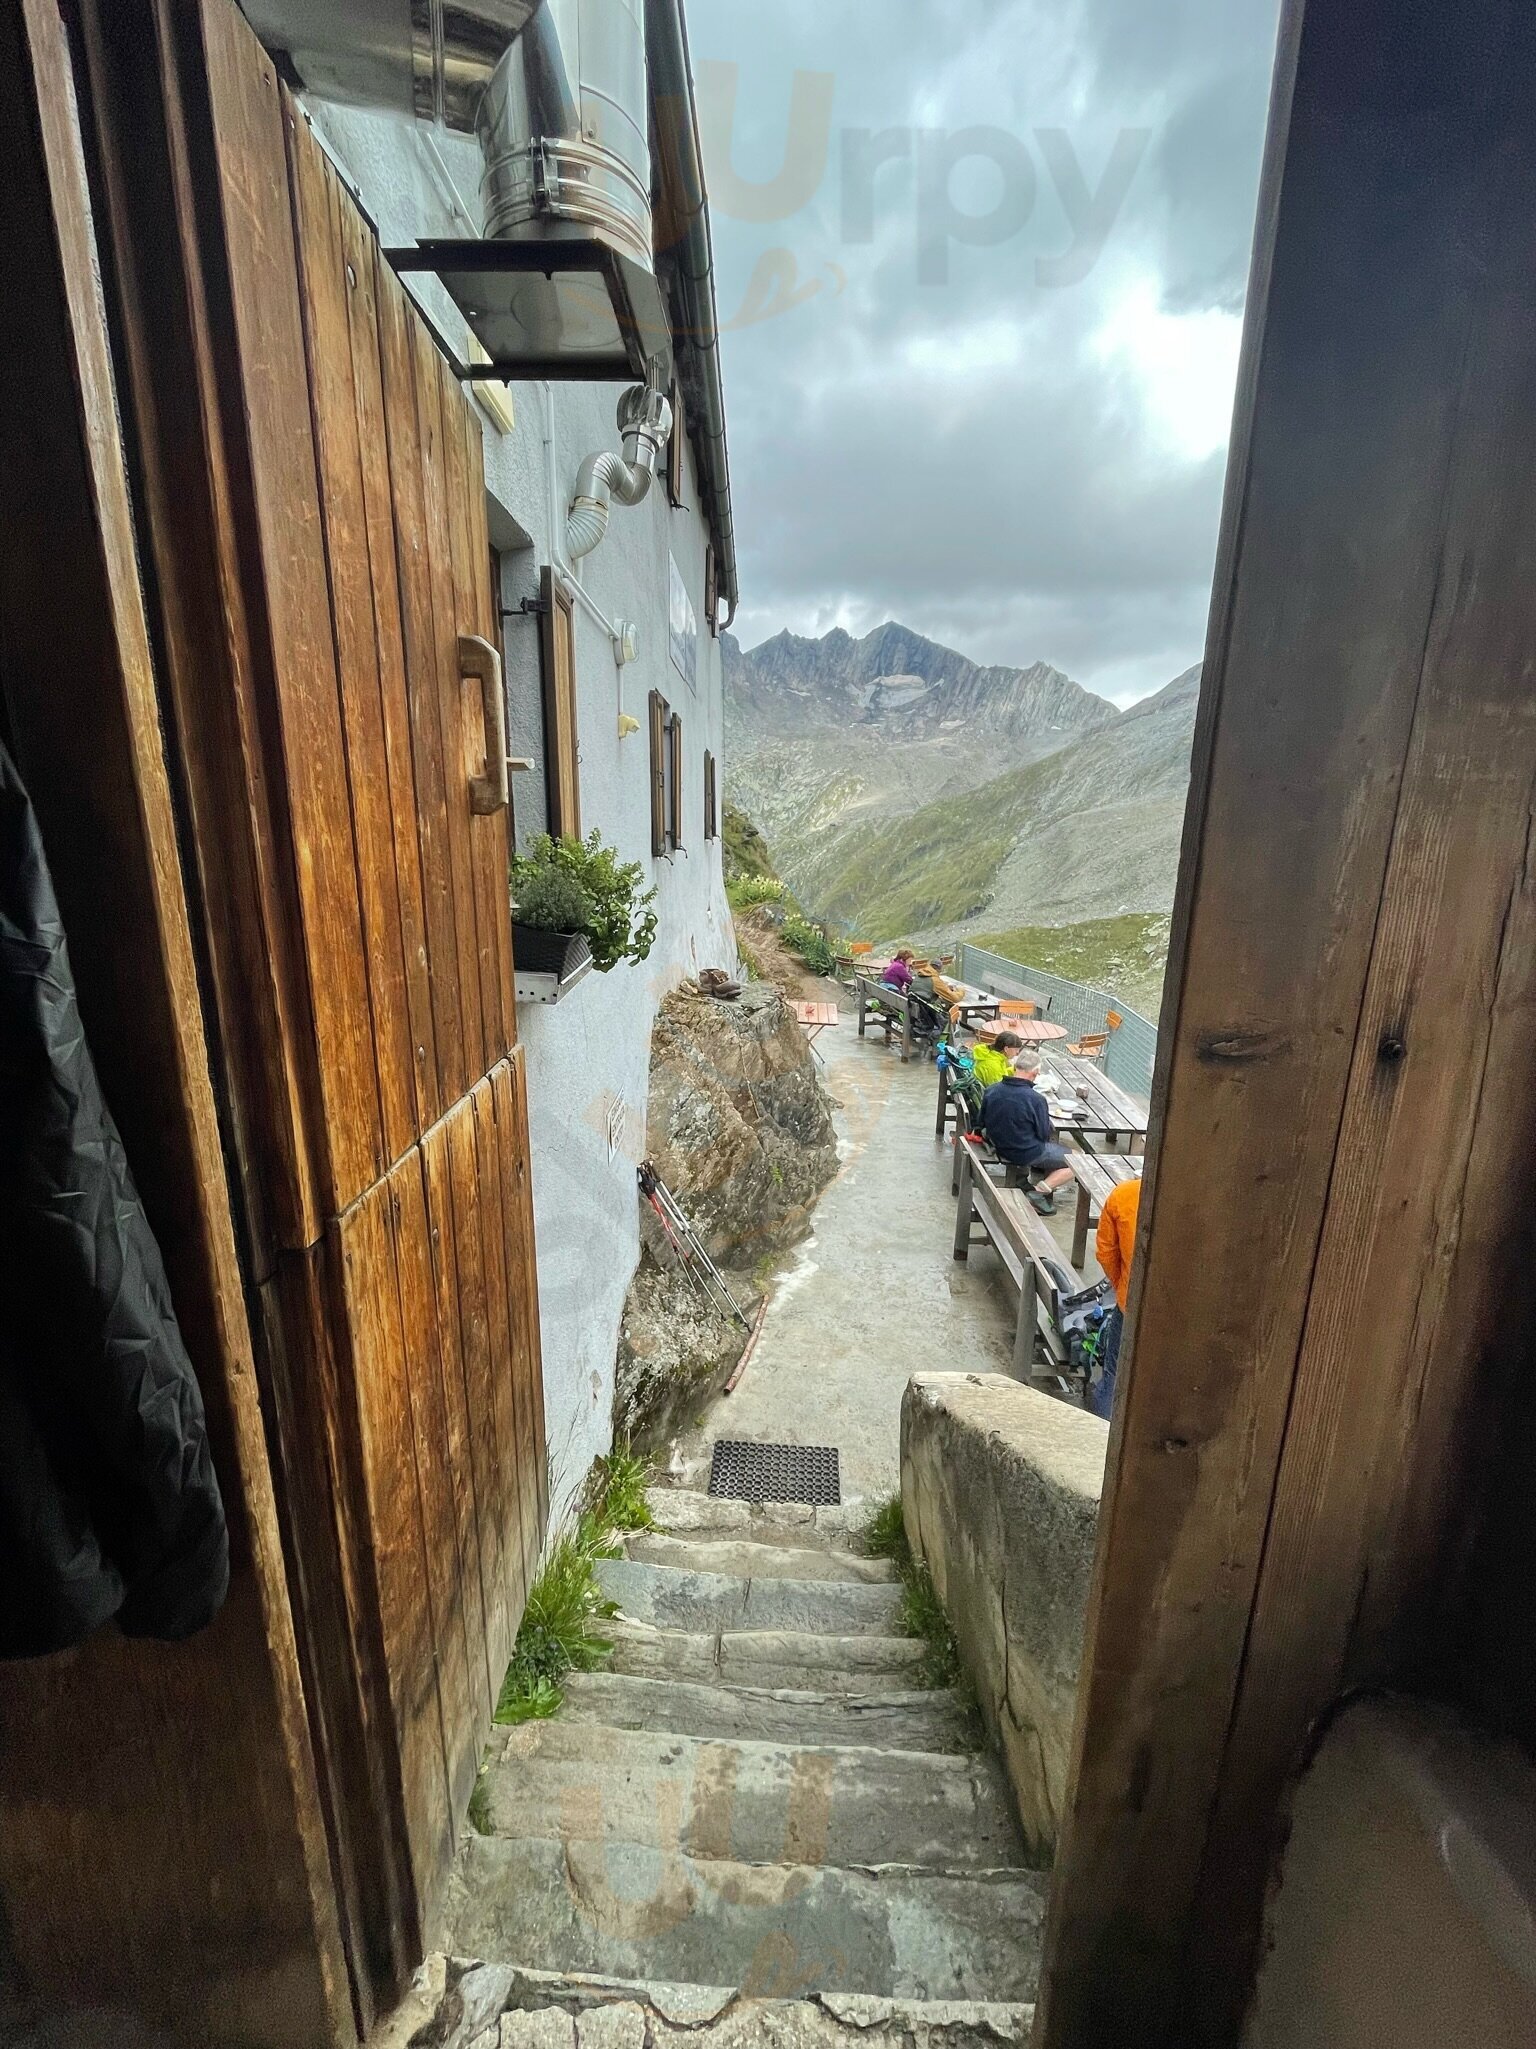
[708,1440,841,1506]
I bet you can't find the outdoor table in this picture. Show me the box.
[976,1015,1068,1046]
[945,981,1001,1029]
[1064,1151,1142,1269]
[1041,1048,1149,1156]
[791,999,839,1061]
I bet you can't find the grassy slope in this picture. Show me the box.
[798,747,1064,936]
[783,674,1197,942]
[721,800,777,883]
[969,912,1171,1018]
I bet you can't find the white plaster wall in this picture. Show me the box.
[306,103,739,1528]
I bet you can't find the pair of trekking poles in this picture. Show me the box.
[637,1162,752,1331]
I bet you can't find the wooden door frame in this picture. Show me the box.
[0,1,348,2041]
[1034,3,1536,2043]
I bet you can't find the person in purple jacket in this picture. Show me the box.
[881,947,915,991]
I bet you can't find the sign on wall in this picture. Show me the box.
[669,552,697,692]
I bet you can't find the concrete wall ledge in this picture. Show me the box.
[901,1372,1107,1860]
[1245,1695,1536,2047]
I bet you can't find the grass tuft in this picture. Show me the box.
[594,1441,655,1532]
[863,1493,967,1692]
[863,1494,908,1562]
[492,1449,653,1726]
[493,1519,618,1725]
[467,1768,493,1834]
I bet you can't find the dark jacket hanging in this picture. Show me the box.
[0,739,228,1657]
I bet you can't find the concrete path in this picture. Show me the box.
[676,1003,1102,1506]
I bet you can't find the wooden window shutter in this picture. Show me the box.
[704,544,718,637]
[704,751,717,839]
[539,565,580,838]
[649,690,667,855]
[667,381,685,508]
[668,710,684,849]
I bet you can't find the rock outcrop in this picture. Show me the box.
[615,983,838,1447]
[643,983,837,1262]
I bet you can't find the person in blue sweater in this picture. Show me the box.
[981,1059,1076,1215]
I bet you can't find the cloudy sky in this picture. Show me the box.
[687,0,1282,704]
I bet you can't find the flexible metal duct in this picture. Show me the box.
[565,382,672,559]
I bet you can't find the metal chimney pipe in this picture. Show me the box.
[244,0,654,271]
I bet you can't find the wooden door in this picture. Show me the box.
[78,0,547,2021]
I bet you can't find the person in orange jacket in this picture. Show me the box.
[1091,1175,1142,1417]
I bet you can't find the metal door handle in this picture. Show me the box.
[460,633,508,814]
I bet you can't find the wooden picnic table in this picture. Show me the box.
[1040,1048,1149,1155]
[1064,1151,1141,1270]
[791,999,839,1060]
[946,981,1002,1029]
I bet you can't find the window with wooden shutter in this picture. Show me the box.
[704,543,718,637]
[648,690,667,855]
[667,381,685,508]
[539,566,580,837]
[668,709,684,850]
[704,751,717,840]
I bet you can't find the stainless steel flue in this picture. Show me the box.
[477,0,651,268]
[244,0,653,271]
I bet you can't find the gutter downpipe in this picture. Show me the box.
[646,0,737,628]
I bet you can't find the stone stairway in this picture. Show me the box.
[425,1487,1045,2048]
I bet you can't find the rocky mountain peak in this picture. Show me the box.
[724,619,1116,746]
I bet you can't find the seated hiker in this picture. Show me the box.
[1091,1175,1142,1418]
[880,946,915,992]
[971,1028,1019,1088]
[905,963,949,1041]
[980,1059,1075,1214]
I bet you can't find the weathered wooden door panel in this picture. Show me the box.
[289,125,422,1173]
[497,1048,551,1555]
[81,0,548,2016]
[196,0,387,1219]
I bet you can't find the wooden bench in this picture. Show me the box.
[950,1126,1025,1196]
[935,1056,979,1140]
[855,972,916,1060]
[952,1141,1076,1382]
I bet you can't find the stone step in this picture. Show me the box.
[596,1558,904,1639]
[426,1960,1033,2049]
[450,1836,1047,2003]
[482,1722,1025,1873]
[624,1531,898,1587]
[605,1617,929,1694]
[645,1488,869,1554]
[560,1672,975,1754]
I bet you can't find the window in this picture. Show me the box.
[649,690,668,855]
[667,380,686,507]
[539,566,579,837]
[649,691,684,856]
[668,708,684,850]
[705,543,718,638]
[704,750,717,840]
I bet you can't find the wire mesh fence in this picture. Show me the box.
[959,944,1159,1102]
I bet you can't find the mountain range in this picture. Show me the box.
[723,622,1201,1005]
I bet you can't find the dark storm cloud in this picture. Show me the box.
[688,0,1282,702]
